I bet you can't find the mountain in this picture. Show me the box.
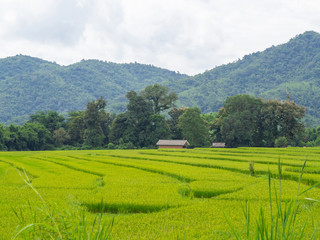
[1,31,320,126]
[0,55,187,125]
[165,31,320,126]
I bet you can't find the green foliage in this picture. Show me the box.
[19,122,52,150]
[29,110,66,134]
[178,107,209,147]
[0,55,187,125]
[83,97,111,147]
[109,113,132,145]
[275,136,288,148]
[215,95,306,147]
[167,107,187,140]
[145,114,170,146]
[125,91,154,148]
[2,32,320,128]
[140,83,178,114]
[165,31,320,126]
[216,95,263,147]
[68,111,85,145]
[249,161,255,176]
[52,128,71,147]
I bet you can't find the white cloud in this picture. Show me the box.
[0,0,320,74]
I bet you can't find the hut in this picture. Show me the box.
[211,142,226,148]
[156,140,190,149]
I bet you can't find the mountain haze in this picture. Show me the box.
[0,31,320,126]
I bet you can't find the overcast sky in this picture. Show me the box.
[1,0,320,75]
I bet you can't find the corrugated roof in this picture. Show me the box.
[156,140,190,146]
[211,142,226,147]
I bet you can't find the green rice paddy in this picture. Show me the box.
[0,147,320,239]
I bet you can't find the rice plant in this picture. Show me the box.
[225,158,320,239]
[12,169,113,240]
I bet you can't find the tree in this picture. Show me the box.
[0,124,7,150]
[4,125,23,150]
[29,110,66,134]
[146,114,170,146]
[140,84,178,114]
[83,97,111,147]
[20,122,51,150]
[53,128,71,147]
[126,91,153,147]
[274,136,288,147]
[109,113,136,145]
[178,107,209,147]
[215,95,263,147]
[167,107,186,139]
[68,111,85,145]
[201,112,218,142]
[215,95,306,147]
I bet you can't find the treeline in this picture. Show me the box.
[0,84,319,151]
[0,84,207,150]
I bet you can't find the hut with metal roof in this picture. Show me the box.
[156,140,190,149]
[211,142,226,148]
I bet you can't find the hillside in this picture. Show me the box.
[167,31,320,126]
[0,31,320,126]
[0,55,187,124]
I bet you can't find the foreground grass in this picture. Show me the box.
[226,158,320,239]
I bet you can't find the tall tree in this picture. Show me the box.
[83,97,111,147]
[53,128,71,147]
[146,114,170,146]
[3,125,23,150]
[178,107,209,147]
[67,111,85,145]
[0,124,6,150]
[167,107,186,139]
[215,95,263,147]
[29,110,66,134]
[140,84,177,114]
[215,95,306,147]
[201,112,218,142]
[126,91,153,147]
[20,122,51,150]
[262,99,306,146]
[109,113,134,145]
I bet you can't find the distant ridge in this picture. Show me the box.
[0,55,187,125]
[164,31,320,126]
[0,31,320,126]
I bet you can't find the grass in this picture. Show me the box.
[225,158,320,239]
[0,148,319,239]
[12,169,113,240]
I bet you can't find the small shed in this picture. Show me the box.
[156,140,190,149]
[211,142,226,148]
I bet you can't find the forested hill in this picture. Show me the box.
[0,55,187,125]
[1,31,320,126]
[165,31,320,126]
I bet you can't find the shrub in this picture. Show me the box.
[249,161,255,176]
[106,142,116,149]
[274,136,288,147]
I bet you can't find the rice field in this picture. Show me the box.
[0,147,320,239]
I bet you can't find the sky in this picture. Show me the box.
[1,0,320,75]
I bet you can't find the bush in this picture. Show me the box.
[274,136,288,147]
[106,142,116,149]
